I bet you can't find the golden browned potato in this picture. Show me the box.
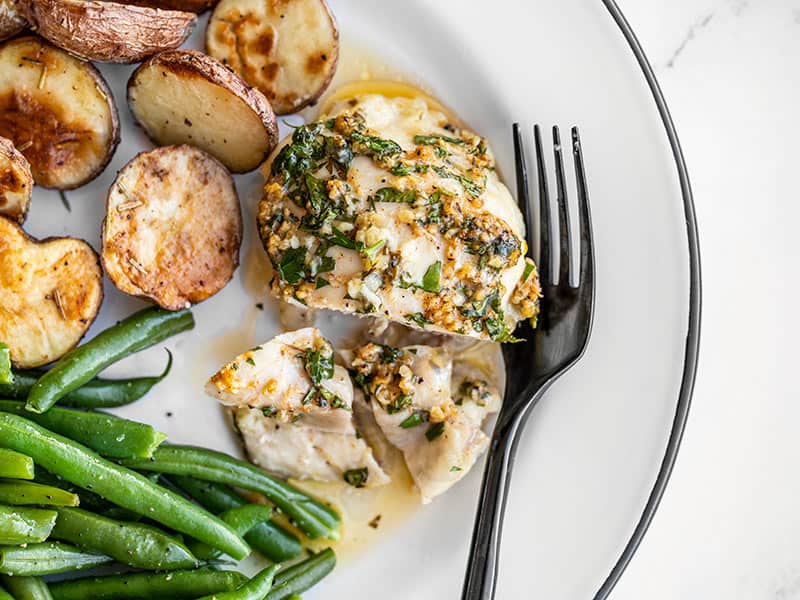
[0,136,33,223]
[0,0,26,41]
[117,0,215,13]
[128,50,278,173]
[102,145,242,310]
[0,216,103,368]
[0,36,120,190]
[22,0,196,63]
[206,0,338,115]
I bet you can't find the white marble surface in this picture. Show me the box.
[612,1,799,598]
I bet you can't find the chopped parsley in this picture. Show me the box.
[278,247,307,284]
[371,187,416,204]
[315,277,330,289]
[421,261,442,294]
[300,173,340,230]
[450,466,463,472]
[522,259,536,282]
[298,347,334,386]
[413,134,466,146]
[380,345,403,363]
[485,315,523,343]
[460,290,498,319]
[432,166,483,197]
[387,394,413,414]
[343,468,369,488]
[399,411,428,429]
[404,312,431,328]
[425,422,445,441]
[362,240,385,262]
[326,227,358,250]
[261,406,277,418]
[350,131,402,161]
[245,357,256,367]
[325,227,385,262]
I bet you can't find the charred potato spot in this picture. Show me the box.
[128,50,277,173]
[0,136,32,223]
[102,145,242,310]
[22,0,196,63]
[205,0,339,115]
[0,216,103,368]
[0,37,119,190]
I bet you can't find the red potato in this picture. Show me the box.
[0,216,103,368]
[102,145,242,310]
[0,36,120,190]
[128,49,278,172]
[205,0,339,115]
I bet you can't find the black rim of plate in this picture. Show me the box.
[594,1,702,598]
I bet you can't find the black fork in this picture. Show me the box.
[461,124,596,600]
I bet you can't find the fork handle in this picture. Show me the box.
[461,385,549,600]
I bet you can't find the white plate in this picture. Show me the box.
[20,0,699,598]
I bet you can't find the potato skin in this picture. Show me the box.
[0,36,120,190]
[205,0,339,115]
[0,216,103,368]
[0,0,26,41]
[128,49,278,172]
[102,145,242,310]
[0,136,33,223]
[22,0,196,63]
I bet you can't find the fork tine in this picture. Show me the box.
[552,126,573,286]
[512,124,534,256]
[533,125,552,285]
[572,127,594,284]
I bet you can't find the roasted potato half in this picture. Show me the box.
[206,0,338,115]
[118,0,215,14]
[128,50,278,172]
[0,216,103,368]
[22,0,196,63]
[0,0,26,41]
[0,36,120,190]
[102,145,242,310]
[0,136,33,223]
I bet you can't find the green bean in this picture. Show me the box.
[0,584,11,600]
[0,349,172,409]
[0,481,79,507]
[0,450,33,480]
[0,413,249,560]
[51,507,197,570]
[189,504,272,560]
[49,569,247,600]
[0,505,57,545]
[1,575,53,600]
[33,470,141,523]
[26,307,193,414]
[265,548,336,600]
[0,344,11,386]
[170,476,303,562]
[0,401,166,459]
[197,564,279,600]
[0,542,111,576]
[121,446,340,541]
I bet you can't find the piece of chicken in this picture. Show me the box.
[257,93,541,342]
[206,327,353,433]
[233,407,389,488]
[207,328,389,488]
[346,341,501,502]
